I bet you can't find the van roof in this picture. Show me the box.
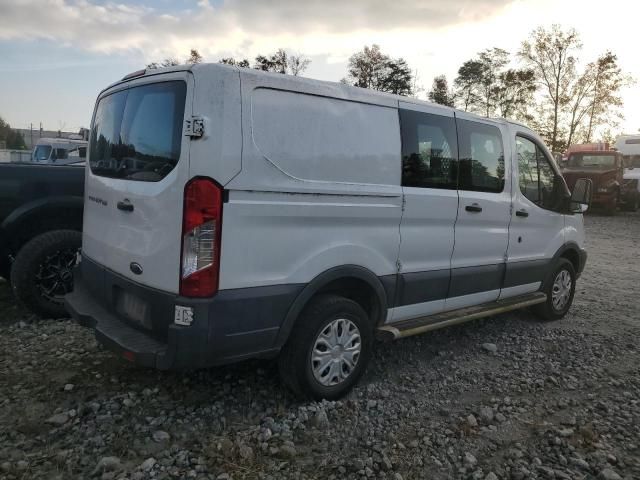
[109,62,529,131]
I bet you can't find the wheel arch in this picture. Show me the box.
[1,196,84,253]
[274,265,390,349]
[543,242,584,290]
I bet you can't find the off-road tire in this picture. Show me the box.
[278,294,373,400]
[10,230,81,319]
[533,258,577,321]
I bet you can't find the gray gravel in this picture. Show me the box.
[1,212,639,479]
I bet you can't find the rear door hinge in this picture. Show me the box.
[185,116,204,138]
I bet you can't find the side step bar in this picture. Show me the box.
[377,292,547,341]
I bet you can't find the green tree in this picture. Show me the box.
[453,48,509,117]
[428,75,455,107]
[253,49,311,76]
[0,117,27,149]
[146,57,180,69]
[219,57,251,68]
[519,25,581,151]
[454,59,484,112]
[493,68,537,119]
[344,45,414,96]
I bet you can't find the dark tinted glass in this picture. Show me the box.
[400,109,458,189]
[89,81,186,182]
[458,120,504,193]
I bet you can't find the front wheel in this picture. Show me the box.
[605,195,618,216]
[534,258,576,321]
[624,193,639,212]
[278,294,373,400]
[10,230,81,319]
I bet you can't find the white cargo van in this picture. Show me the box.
[65,64,591,399]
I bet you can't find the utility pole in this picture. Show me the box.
[30,123,33,149]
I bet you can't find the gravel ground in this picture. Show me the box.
[1,213,639,480]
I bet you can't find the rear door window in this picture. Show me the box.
[399,109,458,189]
[89,81,186,182]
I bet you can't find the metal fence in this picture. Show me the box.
[0,149,31,163]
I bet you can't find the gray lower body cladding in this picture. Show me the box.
[65,255,303,369]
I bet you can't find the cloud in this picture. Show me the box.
[0,0,512,60]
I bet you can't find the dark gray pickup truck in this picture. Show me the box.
[0,162,84,317]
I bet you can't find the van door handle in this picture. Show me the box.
[465,203,482,213]
[117,200,134,212]
[516,209,529,218]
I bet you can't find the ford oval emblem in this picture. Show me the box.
[130,262,143,275]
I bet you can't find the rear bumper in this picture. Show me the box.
[65,255,303,369]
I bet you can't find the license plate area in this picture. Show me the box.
[115,290,152,330]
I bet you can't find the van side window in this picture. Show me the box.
[399,109,458,189]
[458,120,505,193]
[517,136,563,211]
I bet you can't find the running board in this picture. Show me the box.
[377,292,547,341]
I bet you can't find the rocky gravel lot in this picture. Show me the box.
[1,213,639,480]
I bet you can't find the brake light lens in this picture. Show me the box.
[180,178,223,297]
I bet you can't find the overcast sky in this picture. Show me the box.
[0,0,638,136]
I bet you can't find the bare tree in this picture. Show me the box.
[584,52,630,142]
[289,54,311,76]
[186,49,203,65]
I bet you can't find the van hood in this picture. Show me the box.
[562,168,618,190]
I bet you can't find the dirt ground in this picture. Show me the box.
[0,212,639,480]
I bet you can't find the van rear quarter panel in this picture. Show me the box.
[220,72,403,290]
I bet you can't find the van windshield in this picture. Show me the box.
[33,145,52,162]
[89,81,186,182]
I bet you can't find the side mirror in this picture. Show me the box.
[570,178,593,213]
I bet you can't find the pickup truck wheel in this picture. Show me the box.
[278,294,373,400]
[605,195,618,216]
[533,259,576,321]
[624,193,639,212]
[10,230,81,319]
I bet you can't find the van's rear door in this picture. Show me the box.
[82,71,193,293]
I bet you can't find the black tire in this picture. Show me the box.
[0,263,10,282]
[533,258,576,321]
[605,194,618,216]
[624,193,639,212]
[10,230,81,319]
[278,294,373,400]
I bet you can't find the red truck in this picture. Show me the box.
[562,144,638,214]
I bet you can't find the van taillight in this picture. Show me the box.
[180,178,223,297]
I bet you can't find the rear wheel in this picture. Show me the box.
[278,294,373,400]
[10,230,81,318]
[534,258,576,321]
